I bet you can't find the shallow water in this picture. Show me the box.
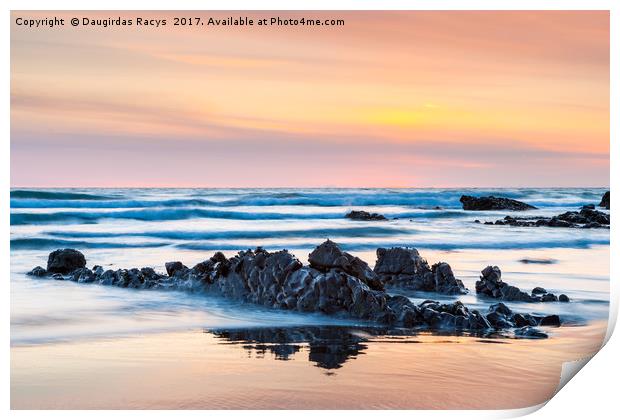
[10,187,610,408]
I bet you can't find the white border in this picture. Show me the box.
[3,1,617,419]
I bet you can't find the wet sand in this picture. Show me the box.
[11,321,607,409]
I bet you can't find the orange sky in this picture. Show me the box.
[11,11,609,187]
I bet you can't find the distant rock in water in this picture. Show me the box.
[373,247,468,295]
[487,206,609,229]
[26,242,565,338]
[600,191,610,209]
[475,266,568,303]
[345,210,387,221]
[46,248,86,274]
[460,195,537,211]
[518,258,557,265]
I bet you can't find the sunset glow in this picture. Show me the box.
[11,11,609,187]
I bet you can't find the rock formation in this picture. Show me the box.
[46,248,86,274]
[460,195,537,211]
[373,247,468,295]
[345,210,387,221]
[600,191,610,209]
[27,242,565,337]
[475,266,569,303]
[484,205,609,229]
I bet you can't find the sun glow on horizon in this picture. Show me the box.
[10,11,609,187]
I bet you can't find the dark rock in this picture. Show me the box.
[558,207,610,225]
[374,247,429,276]
[74,268,96,283]
[489,302,512,316]
[600,191,610,209]
[547,218,573,228]
[140,267,159,279]
[512,313,537,328]
[558,294,570,303]
[308,240,354,271]
[374,247,467,295]
[165,261,187,277]
[51,273,65,280]
[476,266,534,302]
[99,269,116,285]
[539,314,561,327]
[468,310,493,330]
[46,249,86,274]
[486,302,515,329]
[308,240,383,291]
[126,268,144,288]
[514,326,548,339]
[519,258,556,265]
[27,266,47,277]
[485,205,609,229]
[475,266,568,303]
[460,195,537,211]
[429,262,468,295]
[345,210,387,221]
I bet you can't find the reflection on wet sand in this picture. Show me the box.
[207,325,511,370]
[11,322,606,409]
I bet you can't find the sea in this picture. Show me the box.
[10,187,610,343]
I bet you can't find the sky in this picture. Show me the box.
[11,11,609,187]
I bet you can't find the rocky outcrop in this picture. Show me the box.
[519,258,557,265]
[165,261,188,277]
[308,239,383,291]
[46,248,86,274]
[373,247,467,295]
[485,206,610,229]
[27,266,47,276]
[345,210,387,221]
[27,243,565,337]
[475,266,568,302]
[600,191,610,209]
[460,195,537,211]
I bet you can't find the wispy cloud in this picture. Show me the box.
[10,11,609,187]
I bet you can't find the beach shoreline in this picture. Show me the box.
[11,321,607,409]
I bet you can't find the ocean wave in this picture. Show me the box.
[10,188,607,209]
[45,226,409,240]
[11,234,608,252]
[10,238,169,250]
[10,198,220,209]
[10,208,467,225]
[10,209,345,225]
[175,238,610,252]
[10,190,114,200]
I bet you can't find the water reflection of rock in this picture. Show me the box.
[208,326,374,369]
[207,326,511,370]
